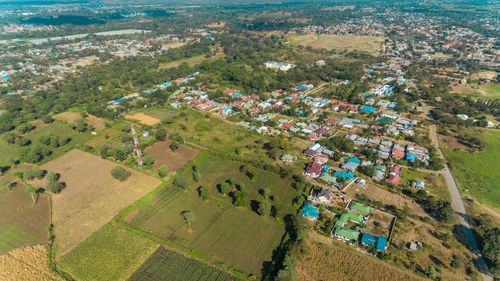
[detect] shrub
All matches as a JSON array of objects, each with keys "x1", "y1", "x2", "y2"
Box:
[
  {"x1": 219, "y1": 182, "x2": 230, "y2": 194},
  {"x1": 111, "y1": 166, "x2": 131, "y2": 181},
  {"x1": 158, "y1": 165, "x2": 169, "y2": 177},
  {"x1": 47, "y1": 181, "x2": 65, "y2": 193},
  {"x1": 23, "y1": 169, "x2": 45, "y2": 180},
  {"x1": 173, "y1": 177, "x2": 188, "y2": 190},
  {"x1": 198, "y1": 186, "x2": 209, "y2": 200},
  {"x1": 142, "y1": 154, "x2": 155, "y2": 166},
  {"x1": 155, "y1": 128, "x2": 167, "y2": 141},
  {"x1": 258, "y1": 200, "x2": 271, "y2": 216},
  {"x1": 46, "y1": 171, "x2": 59, "y2": 182}
]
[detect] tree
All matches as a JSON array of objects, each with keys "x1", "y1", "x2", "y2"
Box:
[
  {"x1": 235, "y1": 147, "x2": 242, "y2": 155},
  {"x1": 192, "y1": 172, "x2": 199, "y2": 182},
  {"x1": 277, "y1": 254, "x2": 298, "y2": 281},
  {"x1": 111, "y1": 166, "x2": 131, "y2": 181},
  {"x1": 425, "y1": 266, "x2": 436, "y2": 279},
  {"x1": 23, "y1": 169, "x2": 45, "y2": 180},
  {"x1": 155, "y1": 128, "x2": 167, "y2": 141},
  {"x1": 233, "y1": 191, "x2": 247, "y2": 207},
  {"x1": 220, "y1": 182, "x2": 231, "y2": 195},
  {"x1": 99, "y1": 145, "x2": 109, "y2": 159},
  {"x1": 173, "y1": 177, "x2": 188, "y2": 190},
  {"x1": 158, "y1": 165, "x2": 169, "y2": 177},
  {"x1": 142, "y1": 154, "x2": 155, "y2": 166},
  {"x1": 181, "y1": 211, "x2": 195, "y2": 230},
  {"x1": 198, "y1": 186, "x2": 209, "y2": 200},
  {"x1": 258, "y1": 200, "x2": 271, "y2": 216},
  {"x1": 42, "y1": 115, "x2": 54, "y2": 124},
  {"x1": 262, "y1": 187, "x2": 271, "y2": 198},
  {"x1": 436, "y1": 200, "x2": 454, "y2": 223},
  {"x1": 481, "y1": 227, "x2": 500, "y2": 274},
  {"x1": 279, "y1": 138, "x2": 289, "y2": 150},
  {"x1": 47, "y1": 181, "x2": 65, "y2": 193},
  {"x1": 246, "y1": 169, "x2": 255, "y2": 180},
  {"x1": 25, "y1": 186, "x2": 42, "y2": 204},
  {"x1": 46, "y1": 171, "x2": 59, "y2": 182},
  {"x1": 170, "y1": 141, "x2": 179, "y2": 151}
]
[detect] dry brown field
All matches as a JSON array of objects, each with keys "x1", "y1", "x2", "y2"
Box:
[
  {"x1": 145, "y1": 140, "x2": 199, "y2": 172},
  {"x1": 54, "y1": 112, "x2": 106, "y2": 131},
  {"x1": 0, "y1": 244, "x2": 64, "y2": 281},
  {"x1": 308, "y1": 35, "x2": 385, "y2": 55},
  {"x1": 346, "y1": 183, "x2": 427, "y2": 216},
  {"x1": 39, "y1": 150, "x2": 161, "y2": 258},
  {"x1": 297, "y1": 240, "x2": 425, "y2": 281},
  {"x1": 125, "y1": 112, "x2": 161, "y2": 126}
]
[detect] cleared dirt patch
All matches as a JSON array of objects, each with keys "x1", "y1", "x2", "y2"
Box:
[
  {"x1": 145, "y1": 140, "x2": 199, "y2": 172},
  {"x1": 40, "y1": 149, "x2": 161, "y2": 258},
  {"x1": 0, "y1": 244, "x2": 64, "y2": 281},
  {"x1": 364, "y1": 209, "x2": 394, "y2": 237},
  {"x1": 85, "y1": 115, "x2": 106, "y2": 131},
  {"x1": 125, "y1": 113, "x2": 161, "y2": 126},
  {"x1": 54, "y1": 111, "x2": 82, "y2": 123},
  {"x1": 0, "y1": 177, "x2": 50, "y2": 254}
]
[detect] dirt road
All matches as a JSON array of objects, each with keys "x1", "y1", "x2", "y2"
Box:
[{"x1": 425, "y1": 106, "x2": 492, "y2": 281}]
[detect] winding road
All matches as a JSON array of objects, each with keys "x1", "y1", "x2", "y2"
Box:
[{"x1": 425, "y1": 105, "x2": 492, "y2": 281}]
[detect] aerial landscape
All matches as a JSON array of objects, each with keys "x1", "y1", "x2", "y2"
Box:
[{"x1": 0, "y1": 0, "x2": 498, "y2": 280}]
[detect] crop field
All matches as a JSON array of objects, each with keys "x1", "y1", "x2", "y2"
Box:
[
  {"x1": 443, "y1": 129, "x2": 500, "y2": 209},
  {"x1": 0, "y1": 244, "x2": 64, "y2": 281},
  {"x1": 39, "y1": 149, "x2": 161, "y2": 258},
  {"x1": 125, "y1": 112, "x2": 161, "y2": 126},
  {"x1": 58, "y1": 224, "x2": 157, "y2": 281},
  {"x1": 308, "y1": 35, "x2": 385, "y2": 55},
  {"x1": 25, "y1": 121, "x2": 93, "y2": 163},
  {"x1": 0, "y1": 178, "x2": 50, "y2": 254},
  {"x1": 124, "y1": 153, "x2": 293, "y2": 275},
  {"x1": 127, "y1": 246, "x2": 240, "y2": 281},
  {"x1": 400, "y1": 169, "x2": 450, "y2": 201},
  {"x1": 145, "y1": 140, "x2": 199, "y2": 172},
  {"x1": 296, "y1": 241, "x2": 425, "y2": 281}
]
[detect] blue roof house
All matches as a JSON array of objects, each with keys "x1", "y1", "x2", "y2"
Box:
[
  {"x1": 361, "y1": 233, "x2": 388, "y2": 251},
  {"x1": 360, "y1": 106, "x2": 377, "y2": 113},
  {"x1": 302, "y1": 203, "x2": 319, "y2": 220}
]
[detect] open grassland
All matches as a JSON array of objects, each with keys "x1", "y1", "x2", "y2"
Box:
[
  {"x1": 480, "y1": 84, "x2": 500, "y2": 98},
  {"x1": 128, "y1": 246, "x2": 240, "y2": 281},
  {"x1": 25, "y1": 121, "x2": 93, "y2": 163},
  {"x1": 40, "y1": 149, "x2": 161, "y2": 258},
  {"x1": 58, "y1": 224, "x2": 157, "y2": 281},
  {"x1": 145, "y1": 140, "x2": 199, "y2": 172},
  {"x1": 53, "y1": 111, "x2": 107, "y2": 131},
  {"x1": 297, "y1": 240, "x2": 425, "y2": 281},
  {"x1": 0, "y1": 137, "x2": 18, "y2": 166},
  {"x1": 141, "y1": 108, "x2": 179, "y2": 121},
  {"x1": 0, "y1": 177, "x2": 50, "y2": 254},
  {"x1": 162, "y1": 109, "x2": 307, "y2": 166},
  {"x1": 443, "y1": 129, "x2": 500, "y2": 209},
  {"x1": 400, "y1": 168, "x2": 450, "y2": 201},
  {"x1": 159, "y1": 49, "x2": 224, "y2": 69},
  {"x1": 125, "y1": 153, "x2": 292, "y2": 275},
  {"x1": 59, "y1": 55, "x2": 99, "y2": 69},
  {"x1": 309, "y1": 35, "x2": 385, "y2": 55},
  {"x1": 84, "y1": 128, "x2": 122, "y2": 149},
  {"x1": 0, "y1": 244, "x2": 64, "y2": 281}
]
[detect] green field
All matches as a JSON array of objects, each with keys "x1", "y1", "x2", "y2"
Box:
[
  {"x1": 400, "y1": 168, "x2": 450, "y2": 201},
  {"x1": 0, "y1": 137, "x2": 18, "y2": 166},
  {"x1": 443, "y1": 129, "x2": 500, "y2": 209},
  {"x1": 128, "y1": 247, "x2": 240, "y2": 281},
  {"x1": 58, "y1": 224, "x2": 158, "y2": 281},
  {"x1": 0, "y1": 178, "x2": 50, "y2": 254},
  {"x1": 124, "y1": 153, "x2": 292, "y2": 275},
  {"x1": 480, "y1": 84, "x2": 500, "y2": 98}
]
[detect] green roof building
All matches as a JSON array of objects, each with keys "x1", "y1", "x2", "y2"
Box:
[
  {"x1": 319, "y1": 173, "x2": 337, "y2": 184},
  {"x1": 335, "y1": 227, "x2": 360, "y2": 242},
  {"x1": 280, "y1": 154, "x2": 296, "y2": 162},
  {"x1": 350, "y1": 202, "x2": 371, "y2": 214}
]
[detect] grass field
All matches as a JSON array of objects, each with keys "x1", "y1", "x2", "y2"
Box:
[
  {"x1": 480, "y1": 84, "x2": 500, "y2": 98},
  {"x1": 0, "y1": 244, "x2": 64, "y2": 281},
  {"x1": 54, "y1": 111, "x2": 107, "y2": 131},
  {"x1": 297, "y1": 240, "x2": 425, "y2": 281},
  {"x1": 124, "y1": 153, "x2": 293, "y2": 275},
  {"x1": 58, "y1": 224, "x2": 157, "y2": 281},
  {"x1": 400, "y1": 168, "x2": 450, "y2": 201},
  {"x1": 285, "y1": 33, "x2": 385, "y2": 56},
  {"x1": 159, "y1": 50, "x2": 224, "y2": 69},
  {"x1": 0, "y1": 177, "x2": 50, "y2": 254},
  {"x1": 443, "y1": 129, "x2": 500, "y2": 209},
  {"x1": 40, "y1": 149, "x2": 161, "y2": 258},
  {"x1": 84, "y1": 128, "x2": 123, "y2": 149},
  {"x1": 145, "y1": 140, "x2": 199, "y2": 172},
  {"x1": 0, "y1": 137, "x2": 18, "y2": 166},
  {"x1": 128, "y1": 246, "x2": 240, "y2": 281},
  {"x1": 25, "y1": 121, "x2": 93, "y2": 163}
]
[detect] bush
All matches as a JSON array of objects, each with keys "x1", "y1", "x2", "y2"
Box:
[
  {"x1": 23, "y1": 169, "x2": 45, "y2": 180},
  {"x1": 258, "y1": 200, "x2": 271, "y2": 216},
  {"x1": 47, "y1": 181, "x2": 65, "y2": 193},
  {"x1": 142, "y1": 154, "x2": 155, "y2": 166},
  {"x1": 173, "y1": 177, "x2": 188, "y2": 190},
  {"x1": 158, "y1": 165, "x2": 169, "y2": 177},
  {"x1": 169, "y1": 141, "x2": 179, "y2": 152},
  {"x1": 219, "y1": 182, "x2": 230, "y2": 194},
  {"x1": 111, "y1": 166, "x2": 131, "y2": 181},
  {"x1": 155, "y1": 128, "x2": 167, "y2": 141},
  {"x1": 46, "y1": 171, "x2": 59, "y2": 182},
  {"x1": 198, "y1": 186, "x2": 209, "y2": 200}
]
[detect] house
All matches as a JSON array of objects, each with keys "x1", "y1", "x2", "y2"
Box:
[
  {"x1": 386, "y1": 175, "x2": 400, "y2": 186},
  {"x1": 314, "y1": 155, "x2": 328, "y2": 165},
  {"x1": 412, "y1": 181, "x2": 425, "y2": 189},
  {"x1": 334, "y1": 228, "x2": 360, "y2": 243},
  {"x1": 304, "y1": 162, "x2": 322, "y2": 178},
  {"x1": 391, "y1": 148, "x2": 405, "y2": 159},
  {"x1": 350, "y1": 202, "x2": 371, "y2": 214},
  {"x1": 280, "y1": 154, "x2": 296, "y2": 162},
  {"x1": 361, "y1": 233, "x2": 388, "y2": 252},
  {"x1": 310, "y1": 188, "x2": 334, "y2": 205},
  {"x1": 334, "y1": 171, "x2": 355, "y2": 181},
  {"x1": 321, "y1": 148, "x2": 334, "y2": 158},
  {"x1": 318, "y1": 173, "x2": 337, "y2": 185},
  {"x1": 302, "y1": 203, "x2": 319, "y2": 220},
  {"x1": 304, "y1": 149, "x2": 319, "y2": 158},
  {"x1": 389, "y1": 165, "x2": 400, "y2": 177}
]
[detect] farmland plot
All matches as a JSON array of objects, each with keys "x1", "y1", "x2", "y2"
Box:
[
  {"x1": 128, "y1": 246, "x2": 240, "y2": 281},
  {"x1": 145, "y1": 140, "x2": 199, "y2": 172},
  {"x1": 40, "y1": 149, "x2": 161, "y2": 258}
]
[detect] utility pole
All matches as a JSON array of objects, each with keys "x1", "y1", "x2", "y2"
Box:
[{"x1": 131, "y1": 125, "x2": 143, "y2": 165}]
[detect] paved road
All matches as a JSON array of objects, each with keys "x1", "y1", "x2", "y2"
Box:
[{"x1": 428, "y1": 121, "x2": 492, "y2": 281}]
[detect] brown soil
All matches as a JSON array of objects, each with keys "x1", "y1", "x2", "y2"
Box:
[
  {"x1": 145, "y1": 140, "x2": 199, "y2": 172},
  {"x1": 125, "y1": 113, "x2": 161, "y2": 126}
]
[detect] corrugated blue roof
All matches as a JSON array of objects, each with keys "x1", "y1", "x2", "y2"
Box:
[
  {"x1": 377, "y1": 236, "x2": 387, "y2": 251},
  {"x1": 361, "y1": 106, "x2": 377, "y2": 113},
  {"x1": 302, "y1": 203, "x2": 319, "y2": 218}
]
